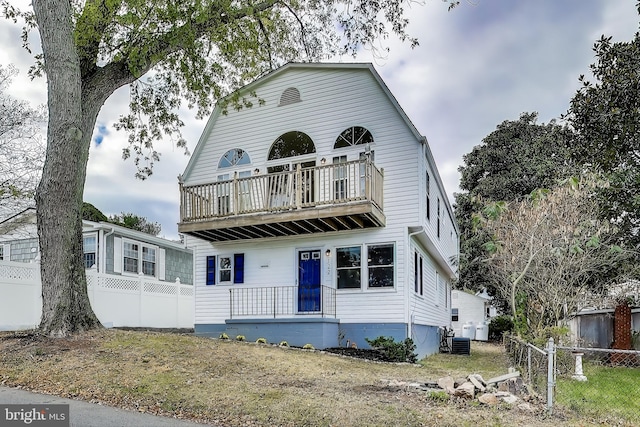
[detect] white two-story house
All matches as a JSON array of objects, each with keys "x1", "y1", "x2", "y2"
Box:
[{"x1": 179, "y1": 62, "x2": 458, "y2": 357}]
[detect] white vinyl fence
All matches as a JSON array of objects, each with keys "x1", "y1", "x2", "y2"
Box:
[{"x1": 0, "y1": 260, "x2": 194, "y2": 330}]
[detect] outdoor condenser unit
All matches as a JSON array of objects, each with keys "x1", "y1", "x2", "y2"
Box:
[{"x1": 451, "y1": 337, "x2": 471, "y2": 355}]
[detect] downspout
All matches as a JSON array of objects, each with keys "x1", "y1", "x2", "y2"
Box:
[
  {"x1": 101, "y1": 224, "x2": 116, "y2": 274},
  {"x1": 407, "y1": 227, "x2": 425, "y2": 342}
]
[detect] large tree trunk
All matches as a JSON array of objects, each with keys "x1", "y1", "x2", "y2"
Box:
[{"x1": 34, "y1": 0, "x2": 101, "y2": 336}]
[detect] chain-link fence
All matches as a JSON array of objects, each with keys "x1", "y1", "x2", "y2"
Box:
[
  {"x1": 504, "y1": 336, "x2": 549, "y2": 398},
  {"x1": 505, "y1": 336, "x2": 640, "y2": 424},
  {"x1": 555, "y1": 346, "x2": 640, "y2": 423}
]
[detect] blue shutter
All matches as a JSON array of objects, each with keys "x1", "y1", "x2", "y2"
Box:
[
  {"x1": 233, "y1": 253, "x2": 244, "y2": 284},
  {"x1": 206, "y1": 256, "x2": 216, "y2": 286}
]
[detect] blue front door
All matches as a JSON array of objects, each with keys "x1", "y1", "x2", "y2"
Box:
[{"x1": 298, "y1": 250, "x2": 321, "y2": 312}]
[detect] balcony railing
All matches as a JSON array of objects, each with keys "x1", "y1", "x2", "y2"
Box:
[
  {"x1": 180, "y1": 158, "x2": 383, "y2": 223},
  {"x1": 229, "y1": 285, "x2": 337, "y2": 319}
]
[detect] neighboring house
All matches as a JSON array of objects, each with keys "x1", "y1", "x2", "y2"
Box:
[
  {"x1": 0, "y1": 208, "x2": 193, "y2": 285},
  {"x1": 0, "y1": 208, "x2": 39, "y2": 263},
  {"x1": 178, "y1": 62, "x2": 459, "y2": 357},
  {"x1": 450, "y1": 289, "x2": 496, "y2": 339}
]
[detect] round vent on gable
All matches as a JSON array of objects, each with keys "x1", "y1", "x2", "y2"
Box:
[{"x1": 279, "y1": 87, "x2": 301, "y2": 106}]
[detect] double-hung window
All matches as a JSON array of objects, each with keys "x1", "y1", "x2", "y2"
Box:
[
  {"x1": 123, "y1": 241, "x2": 140, "y2": 273},
  {"x1": 414, "y1": 251, "x2": 423, "y2": 295},
  {"x1": 337, "y1": 246, "x2": 361, "y2": 289},
  {"x1": 0, "y1": 245, "x2": 4, "y2": 261},
  {"x1": 368, "y1": 244, "x2": 394, "y2": 288},
  {"x1": 437, "y1": 197, "x2": 441, "y2": 238},
  {"x1": 83, "y1": 234, "x2": 97, "y2": 269},
  {"x1": 205, "y1": 254, "x2": 245, "y2": 285},
  {"x1": 219, "y1": 255, "x2": 232, "y2": 283},
  {"x1": 426, "y1": 171, "x2": 431, "y2": 220},
  {"x1": 142, "y1": 246, "x2": 156, "y2": 276},
  {"x1": 122, "y1": 240, "x2": 157, "y2": 277},
  {"x1": 336, "y1": 243, "x2": 394, "y2": 290}
]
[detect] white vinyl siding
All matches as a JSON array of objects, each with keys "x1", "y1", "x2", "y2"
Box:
[
  {"x1": 423, "y1": 145, "x2": 458, "y2": 275},
  {"x1": 408, "y1": 241, "x2": 451, "y2": 328},
  {"x1": 188, "y1": 230, "x2": 407, "y2": 325},
  {"x1": 184, "y1": 65, "x2": 455, "y2": 330}
]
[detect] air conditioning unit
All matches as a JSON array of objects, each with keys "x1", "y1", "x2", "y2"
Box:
[{"x1": 451, "y1": 337, "x2": 471, "y2": 355}]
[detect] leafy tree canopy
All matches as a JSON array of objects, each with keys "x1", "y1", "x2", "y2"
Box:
[
  {"x1": 4, "y1": 0, "x2": 458, "y2": 179},
  {"x1": 0, "y1": 63, "x2": 45, "y2": 207},
  {"x1": 477, "y1": 176, "x2": 635, "y2": 339},
  {"x1": 454, "y1": 112, "x2": 576, "y2": 304},
  {"x1": 81, "y1": 202, "x2": 161, "y2": 236},
  {"x1": 3, "y1": 0, "x2": 461, "y2": 336},
  {"x1": 108, "y1": 212, "x2": 161, "y2": 236},
  {"x1": 566, "y1": 13, "x2": 640, "y2": 247},
  {"x1": 81, "y1": 202, "x2": 108, "y2": 222}
]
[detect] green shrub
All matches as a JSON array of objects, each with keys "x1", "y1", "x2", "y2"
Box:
[
  {"x1": 235, "y1": 335, "x2": 246, "y2": 341},
  {"x1": 365, "y1": 336, "x2": 417, "y2": 363},
  {"x1": 488, "y1": 315, "x2": 514, "y2": 341},
  {"x1": 303, "y1": 343, "x2": 315, "y2": 350},
  {"x1": 279, "y1": 341, "x2": 289, "y2": 347},
  {"x1": 256, "y1": 337, "x2": 267, "y2": 344},
  {"x1": 219, "y1": 333, "x2": 229, "y2": 340}
]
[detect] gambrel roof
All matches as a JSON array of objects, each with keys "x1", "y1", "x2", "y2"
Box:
[{"x1": 181, "y1": 62, "x2": 458, "y2": 234}]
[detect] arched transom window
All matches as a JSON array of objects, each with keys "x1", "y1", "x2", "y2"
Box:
[
  {"x1": 334, "y1": 126, "x2": 374, "y2": 149},
  {"x1": 218, "y1": 148, "x2": 251, "y2": 169},
  {"x1": 268, "y1": 131, "x2": 316, "y2": 161}
]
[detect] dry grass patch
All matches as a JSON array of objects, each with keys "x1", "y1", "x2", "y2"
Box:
[{"x1": 0, "y1": 330, "x2": 594, "y2": 426}]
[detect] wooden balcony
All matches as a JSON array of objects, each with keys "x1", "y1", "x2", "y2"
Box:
[{"x1": 178, "y1": 158, "x2": 385, "y2": 241}]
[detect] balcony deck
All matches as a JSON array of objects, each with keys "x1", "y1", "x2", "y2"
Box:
[{"x1": 178, "y1": 159, "x2": 385, "y2": 241}]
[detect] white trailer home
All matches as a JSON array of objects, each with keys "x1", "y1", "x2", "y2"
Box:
[{"x1": 179, "y1": 63, "x2": 459, "y2": 357}]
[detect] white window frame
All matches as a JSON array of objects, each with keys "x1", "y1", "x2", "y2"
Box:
[
  {"x1": 83, "y1": 232, "x2": 98, "y2": 269},
  {"x1": 121, "y1": 238, "x2": 159, "y2": 279},
  {"x1": 336, "y1": 245, "x2": 362, "y2": 290},
  {"x1": 414, "y1": 251, "x2": 423, "y2": 296},
  {"x1": 332, "y1": 155, "x2": 348, "y2": 200},
  {"x1": 335, "y1": 243, "x2": 395, "y2": 291},
  {"x1": 218, "y1": 254, "x2": 234, "y2": 284}
]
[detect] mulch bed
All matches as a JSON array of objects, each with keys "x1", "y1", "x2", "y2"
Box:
[{"x1": 323, "y1": 347, "x2": 396, "y2": 362}]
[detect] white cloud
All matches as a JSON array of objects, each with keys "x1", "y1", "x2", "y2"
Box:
[{"x1": 1, "y1": 1, "x2": 638, "y2": 236}]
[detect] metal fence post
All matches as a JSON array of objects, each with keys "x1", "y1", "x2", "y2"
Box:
[
  {"x1": 527, "y1": 345, "x2": 532, "y2": 384},
  {"x1": 547, "y1": 337, "x2": 555, "y2": 414}
]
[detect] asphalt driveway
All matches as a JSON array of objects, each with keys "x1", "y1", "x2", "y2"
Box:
[{"x1": 0, "y1": 386, "x2": 212, "y2": 427}]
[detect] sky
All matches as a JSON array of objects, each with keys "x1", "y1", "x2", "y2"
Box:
[{"x1": 0, "y1": 1, "x2": 638, "y2": 240}]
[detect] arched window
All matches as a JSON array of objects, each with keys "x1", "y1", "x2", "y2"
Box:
[
  {"x1": 268, "y1": 131, "x2": 316, "y2": 160},
  {"x1": 334, "y1": 126, "x2": 374, "y2": 149},
  {"x1": 279, "y1": 87, "x2": 301, "y2": 106},
  {"x1": 218, "y1": 148, "x2": 251, "y2": 169}
]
